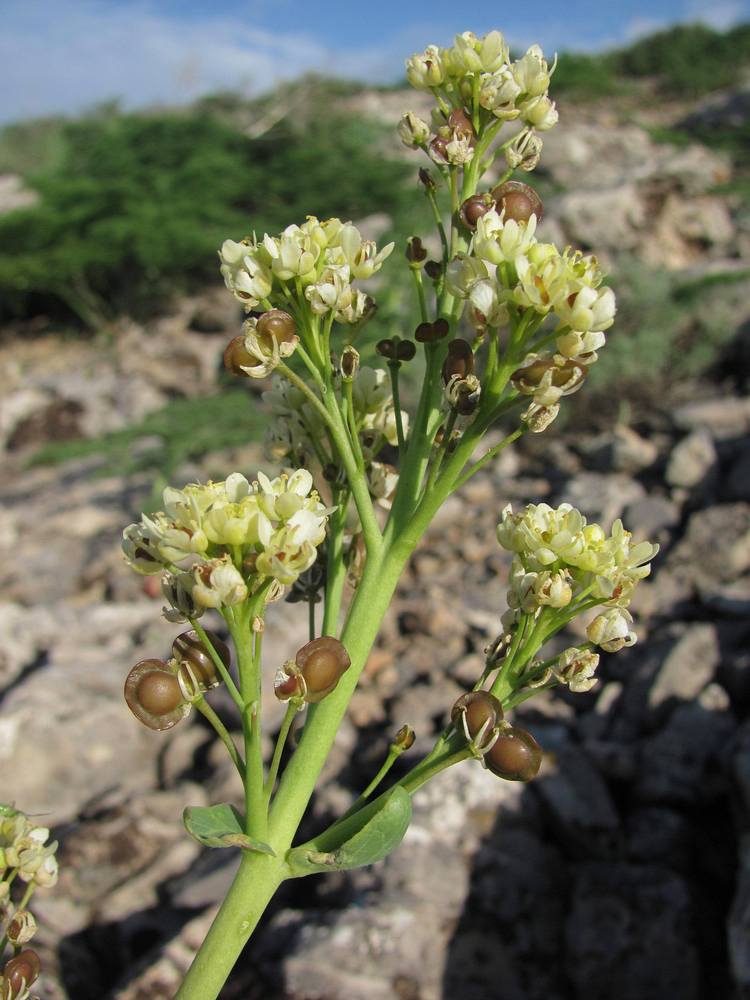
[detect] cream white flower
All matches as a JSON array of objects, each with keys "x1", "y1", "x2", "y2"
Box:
[
  {"x1": 239, "y1": 314, "x2": 299, "y2": 378},
  {"x1": 512, "y1": 44, "x2": 555, "y2": 98},
  {"x1": 555, "y1": 647, "x2": 600, "y2": 692},
  {"x1": 445, "y1": 253, "x2": 489, "y2": 299},
  {"x1": 406, "y1": 45, "x2": 445, "y2": 88},
  {"x1": 305, "y1": 264, "x2": 354, "y2": 315},
  {"x1": 398, "y1": 111, "x2": 431, "y2": 147},
  {"x1": 446, "y1": 30, "x2": 509, "y2": 74},
  {"x1": 339, "y1": 224, "x2": 395, "y2": 280},
  {"x1": 586, "y1": 608, "x2": 637, "y2": 652},
  {"x1": 521, "y1": 401, "x2": 560, "y2": 432},
  {"x1": 474, "y1": 208, "x2": 538, "y2": 266},
  {"x1": 478, "y1": 67, "x2": 521, "y2": 118},
  {"x1": 264, "y1": 226, "x2": 320, "y2": 281},
  {"x1": 534, "y1": 569, "x2": 573, "y2": 608},
  {"x1": 468, "y1": 278, "x2": 508, "y2": 328},
  {"x1": 555, "y1": 330, "x2": 607, "y2": 360},
  {"x1": 555, "y1": 285, "x2": 616, "y2": 334},
  {"x1": 218, "y1": 239, "x2": 273, "y2": 309},
  {"x1": 521, "y1": 94, "x2": 559, "y2": 131},
  {"x1": 505, "y1": 129, "x2": 543, "y2": 171},
  {"x1": 192, "y1": 557, "x2": 248, "y2": 608}
]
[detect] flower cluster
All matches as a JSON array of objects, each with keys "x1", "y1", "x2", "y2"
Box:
[
  {"x1": 496, "y1": 503, "x2": 657, "y2": 690},
  {"x1": 262, "y1": 367, "x2": 408, "y2": 507},
  {"x1": 401, "y1": 32, "x2": 557, "y2": 168},
  {"x1": 0, "y1": 807, "x2": 58, "y2": 890},
  {"x1": 219, "y1": 217, "x2": 393, "y2": 322},
  {"x1": 122, "y1": 470, "x2": 331, "y2": 605}
]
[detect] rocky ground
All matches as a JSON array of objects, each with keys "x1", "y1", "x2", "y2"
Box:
[{"x1": 1, "y1": 88, "x2": 750, "y2": 999}]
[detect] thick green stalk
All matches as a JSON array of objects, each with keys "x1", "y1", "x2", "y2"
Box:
[{"x1": 174, "y1": 852, "x2": 284, "y2": 1000}]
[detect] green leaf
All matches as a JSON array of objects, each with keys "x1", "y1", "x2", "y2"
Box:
[
  {"x1": 286, "y1": 786, "x2": 412, "y2": 876},
  {"x1": 183, "y1": 804, "x2": 275, "y2": 855}
]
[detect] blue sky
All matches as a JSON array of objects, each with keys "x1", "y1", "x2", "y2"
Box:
[{"x1": 2, "y1": 0, "x2": 748, "y2": 124}]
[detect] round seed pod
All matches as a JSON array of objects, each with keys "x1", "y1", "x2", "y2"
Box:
[
  {"x1": 124, "y1": 659, "x2": 190, "y2": 731},
  {"x1": 491, "y1": 180, "x2": 543, "y2": 224},
  {"x1": 172, "y1": 629, "x2": 230, "y2": 689},
  {"x1": 459, "y1": 193, "x2": 494, "y2": 230},
  {"x1": 485, "y1": 726, "x2": 542, "y2": 781},
  {"x1": 415, "y1": 318, "x2": 449, "y2": 343},
  {"x1": 295, "y1": 636, "x2": 351, "y2": 704},
  {"x1": 223, "y1": 335, "x2": 257, "y2": 377},
  {"x1": 447, "y1": 108, "x2": 475, "y2": 140},
  {"x1": 376, "y1": 338, "x2": 396, "y2": 359},
  {"x1": 452, "y1": 691, "x2": 504, "y2": 740},
  {"x1": 256, "y1": 309, "x2": 297, "y2": 347},
  {"x1": 429, "y1": 135, "x2": 450, "y2": 164},
  {"x1": 396, "y1": 340, "x2": 416, "y2": 362},
  {"x1": 424, "y1": 260, "x2": 443, "y2": 281},
  {"x1": 405, "y1": 236, "x2": 427, "y2": 263},
  {"x1": 3, "y1": 949, "x2": 41, "y2": 996}
]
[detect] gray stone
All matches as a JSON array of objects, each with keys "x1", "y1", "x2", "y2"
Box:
[
  {"x1": 557, "y1": 473, "x2": 645, "y2": 529},
  {"x1": 533, "y1": 745, "x2": 621, "y2": 858},
  {"x1": 565, "y1": 863, "x2": 699, "y2": 1000},
  {"x1": 666, "y1": 429, "x2": 718, "y2": 488},
  {"x1": 665, "y1": 503, "x2": 750, "y2": 597},
  {"x1": 647, "y1": 623, "x2": 720, "y2": 714},
  {"x1": 673, "y1": 396, "x2": 750, "y2": 439},
  {"x1": 699, "y1": 578, "x2": 750, "y2": 618},
  {"x1": 623, "y1": 495, "x2": 681, "y2": 543}
]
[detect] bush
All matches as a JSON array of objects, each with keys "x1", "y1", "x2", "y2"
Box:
[{"x1": 0, "y1": 108, "x2": 410, "y2": 327}]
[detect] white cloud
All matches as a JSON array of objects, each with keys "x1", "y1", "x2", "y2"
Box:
[
  {"x1": 685, "y1": 0, "x2": 748, "y2": 30},
  {"x1": 0, "y1": 0, "x2": 384, "y2": 123}
]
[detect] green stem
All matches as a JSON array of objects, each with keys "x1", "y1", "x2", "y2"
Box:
[
  {"x1": 194, "y1": 696, "x2": 245, "y2": 780},
  {"x1": 189, "y1": 618, "x2": 243, "y2": 712},
  {"x1": 411, "y1": 267, "x2": 429, "y2": 323},
  {"x1": 387, "y1": 361, "x2": 407, "y2": 456},
  {"x1": 228, "y1": 606, "x2": 267, "y2": 841},
  {"x1": 264, "y1": 702, "x2": 299, "y2": 803},
  {"x1": 425, "y1": 186, "x2": 449, "y2": 262},
  {"x1": 322, "y1": 499, "x2": 347, "y2": 636},
  {"x1": 174, "y1": 852, "x2": 284, "y2": 1000}
]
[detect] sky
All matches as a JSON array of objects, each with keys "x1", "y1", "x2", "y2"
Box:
[{"x1": 1, "y1": 0, "x2": 748, "y2": 124}]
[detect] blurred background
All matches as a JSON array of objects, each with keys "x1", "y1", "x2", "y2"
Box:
[{"x1": 1, "y1": 1, "x2": 750, "y2": 997}]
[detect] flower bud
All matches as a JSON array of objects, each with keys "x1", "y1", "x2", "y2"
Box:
[
  {"x1": 172, "y1": 629, "x2": 230, "y2": 689},
  {"x1": 124, "y1": 659, "x2": 190, "y2": 731},
  {"x1": 393, "y1": 724, "x2": 416, "y2": 751},
  {"x1": 7, "y1": 910, "x2": 36, "y2": 946},
  {"x1": 485, "y1": 726, "x2": 542, "y2": 781},
  {"x1": 295, "y1": 636, "x2": 351, "y2": 703},
  {"x1": 491, "y1": 180, "x2": 543, "y2": 223},
  {"x1": 223, "y1": 335, "x2": 257, "y2": 377},
  {"x1": 452, "y1": 691, "x2": 504, "y2": 746},
  {"x1": 555, "y1": 647, "x2": 600, "y2": 693},
  {"x1": 442, "y1": 339, "x2": 474, "y2": 383},
  {"x1": 418, "y1": 167, "x2": 436, "y2": 192},
  {"x1": 2, "y1": 950, "x2": 41, "y2": 997},
  {"x1": 415, "y1": 318, "x2": 449, "y2": 343},
  {"x1": 522, "y1": 401, "x2": 559, "y2": 433},
  {"x1": 341, "y1": 345, "x2": 360, "y2": 381},
  {"x1": 405, "y1": 236, "x2": 427, "y2": 265},
  {"x1": 586, "y1": 608, "x2": 636, "y2": 653},
  {"x1": 398, "y1": 111, "x2": 430, "y2": 148},
  {"x1": 459, "y1": 193, "x2": 494, "y2": 230}
]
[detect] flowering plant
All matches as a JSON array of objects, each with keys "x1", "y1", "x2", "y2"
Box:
[{"x1": 119, "y1": 29, "x2": 657, "y2": 999}]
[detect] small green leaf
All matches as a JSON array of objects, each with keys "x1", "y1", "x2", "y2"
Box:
[
  {"x1": 286, "y1": 786, "x2": 412, "y2": 876},
  {"x1": 183, "y1": 804, "x2": 275, "y2": 855}
]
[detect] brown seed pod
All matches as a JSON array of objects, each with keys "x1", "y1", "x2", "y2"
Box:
[
  {"x1": 405, "y1": 236, "x2": 427, "y2": 263},
  {"x1": 172, "y1": 629, "x2": 230, "y2": 689},
  {"x1": 415, "y1": 318, "x2": 449, "y2": 343},
  {"x1": 452, "y1": 691, "x2": 504, "y2": 741},
  {"x1": 394, "y1": 724, "x2": 416, "y2": 751},
  {"x1": 124, "y1": 659, "x2": 189, "y2": 731},
  {"x1": 376, "y1": 338, "x2": 396, "y2": 359},
  {"x1": 295, "y1": 636, "x2": 351, "y2": 703},
  {"x1": 256, "y1": 309, "x2": 297, "y2": 347},
  {"x1": 491, "y1": 180, "x2": 543, "y2": 224},
  {"x1": 447, "y1": 108, "x2": 476, "y2": 140},
  {"x1": 442, "y1": 339, "x2": 474, "y2": 383},
  {"x1": 3, "y1": 949, "x2": 41, "y2": 996},
  {"x1": 459, "y1": 193, "x2": 494, "y2": 230},
  {"x1": 485, "y1": 726, "x2": 542, "y2": 781},
  {"x1": 223, "y1": 335, "x2": 257, "y2": 377},
  {"x1": 424, "y1": 260, "x2": 443, "y2": 281},
  {"x1": 418, "y1": 167, "x2": 436, "y2": 191},
  {"x1": 396, "y1": 340, "x2": 416, "y2": 362},
  {"x1": 428, "y1": 135, "x2": 450, "y2": 164}
]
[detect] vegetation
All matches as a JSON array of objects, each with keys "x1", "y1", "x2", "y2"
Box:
[{"x1": 0, "y1": 105, "x2": 412, "y2": 327}]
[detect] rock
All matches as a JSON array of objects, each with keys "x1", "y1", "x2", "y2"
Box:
[
  {"x1": 644, "y1": 193, "x2": 734, "y2": 269},
  {"x1": 533, "y1": 745, "x2": 621, "y2": 859},
  {"x1": 623, "y1": 495, "x2": 681, "y2": 543},
  {"x1": 729, "y1": 836, "x2": 750, "y2": 992},
  {"x1": 555, "y1": 185, "x2": 644, "y2": 253},
  {"x1": 726, "y1": 440, "x2": 750, "y2": 501},
  {"x1": 666, "y1": 430, "x2": 718, "y2": 489},
  {"x1": 610, "y1": 425, "x2": 660, "y2": 473},
  {"x1": 626, "y1": 806, "x2": 693, "y2": 868},
  {"x1": 647, "y1": 623, "x2": 720, "y2": 715},
  {"x1": 565, "y1": 863, "x2": 699, "y2": 1000},
  {"x1": 665, "y1": 503, "x2": 750, "y2": 598},
  {"x1": 557, "y1": 473, "x2": 645, "y2": 528},
  {"x1": 673, "y1": 396, "x2": 750, "y2": 440},
  {"x1": 698, "y1": 578, "x2": 750, "y2": 618},
  {"x1": 635, "y1": 701, "x2": 736, "y2": 805}
]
